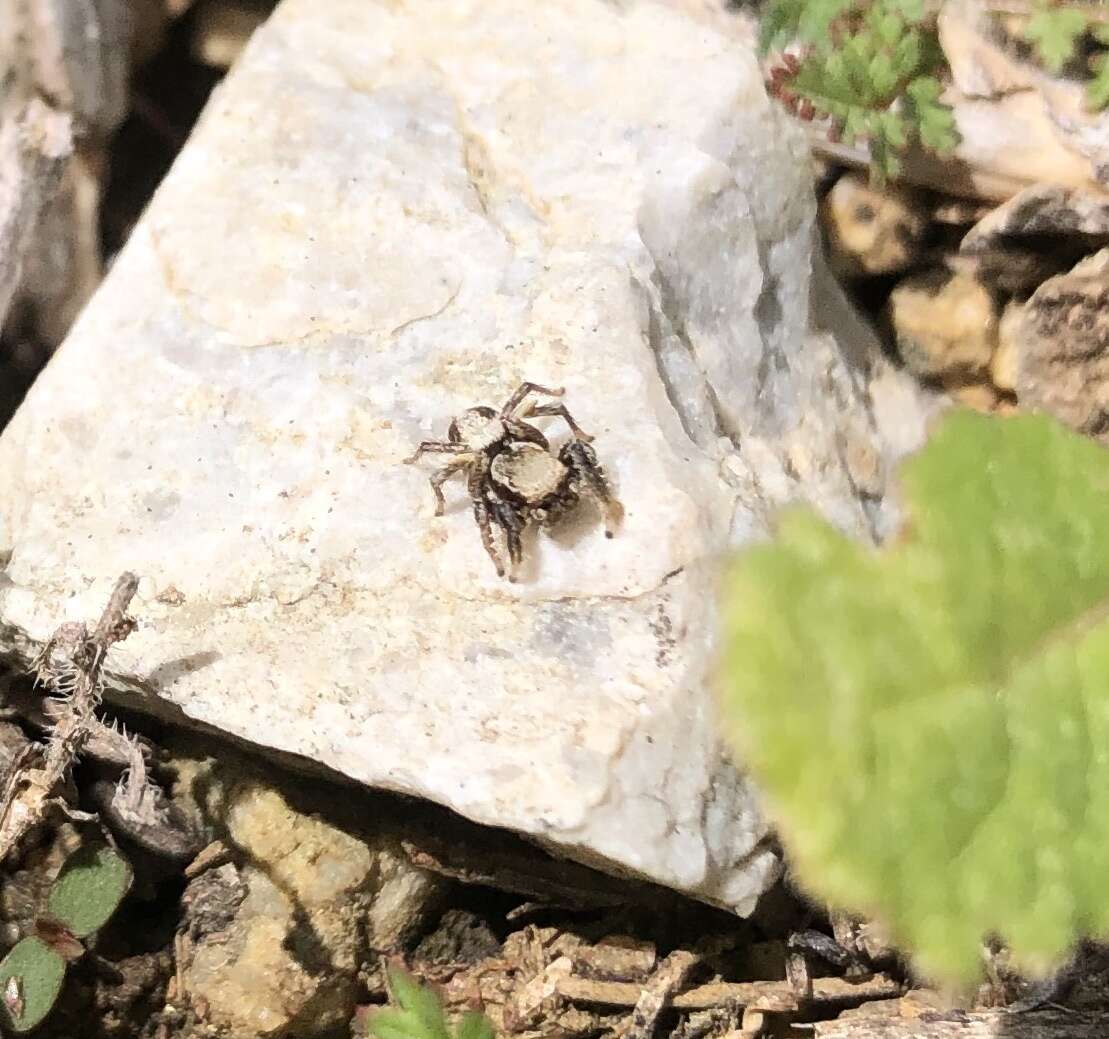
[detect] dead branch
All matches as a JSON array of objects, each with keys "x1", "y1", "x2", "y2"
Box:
[
  {"x1": 618, "y1": 951, "x2": 699, "y2": 1039},
  {"x1": 0, "y1": 573, "x2": 138, "y2": 862},
  {"x1": 556, "y1": 973, "x2": 903, "y2": 1014}
]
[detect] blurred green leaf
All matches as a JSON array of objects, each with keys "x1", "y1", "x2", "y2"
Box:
[
  {"x1": 719, "y1": 411, "x2": 1109, "y2": 982},
  {"x1": 1024, "y1": 5, "x2": 1087, "y2": 72},
  {"x1": 366, "y1": 969, "x2": 496, "y2": 1039},
  {"x1": 455, "y1": 1012, "x2": 496, "y2": 1039}
]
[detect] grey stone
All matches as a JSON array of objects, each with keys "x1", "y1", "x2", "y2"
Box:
[{"x1": 0, "y1": 0, "x2": 932, "y2": 913}]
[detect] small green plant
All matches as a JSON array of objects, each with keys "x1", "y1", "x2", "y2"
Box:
[
  {"x1": 366, "y1": 967, "x2": 494, "y2": 1039},
  {"x1": 761, "y1": 0, "x2": 1109, "y2": 179},
  {"x1": 1023, "y1": 1, "x2": 1109, "y2": 109},
  {"x1": 718, "y1": 411, "x2": 1109, "y2": 984},
  {"x1": 0, "y1": 843, "x2": 132, "y2": 1032},
  {"x1": 762, "y1": 0, "x2": 957, "y2": 179}
]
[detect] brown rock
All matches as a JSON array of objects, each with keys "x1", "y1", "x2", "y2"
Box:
[
  {"x1": 888, "y1": 270, "x2": 998, "y2": 382},
  {"x1": 962, "y1": 183, "x2": 1109, "y2": 254},
  {"x1": 167, "y1": 739, "x2": 446, "y2": 1038},
  {"x1": 191, "y1": 0, "x2": 268, "y2": 68},
  {"x1": 948, "y1": 381, "x2": 999, "y2": 413},
  {"x1": 821, "y1": 172, "x2": 928, "y2": 278},
  {"x1": 991, "y1": 302, "x2": 1022, "y2": 394},
  {"x1": 1014, "y1": 248, "x2": 1109, "y2": 439}
]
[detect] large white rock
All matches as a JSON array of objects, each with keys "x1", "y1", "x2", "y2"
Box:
[{"x1": 0, "y1": 0, "x2": 926, "y2": 911}]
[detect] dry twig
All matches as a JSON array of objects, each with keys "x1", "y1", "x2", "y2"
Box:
[{"x1": 0, "y1": 573, "x2": 138, "y2": 862}]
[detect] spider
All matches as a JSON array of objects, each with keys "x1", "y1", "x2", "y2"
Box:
[{"x1": 405, "y1": 382, "x2": 623, "y2": 580}]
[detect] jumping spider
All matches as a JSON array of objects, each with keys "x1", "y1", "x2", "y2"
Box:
[{"x1": 405, "y1": 382, "x2": 623, "y2": 580}]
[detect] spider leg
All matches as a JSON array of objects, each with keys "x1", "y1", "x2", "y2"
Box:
[
  {"x1": 560, "y1": 440, "x2": 623, "y2": 537},
  {"x1": 466, "y1": 459, "x2": 508, "y2": 578},
  {"x1": 490, "y1": 499, "x2": 526, "y2": 579},
  {"x1": 404, "y1": 441, "x2": 470, "y2": 464},
  {"x1": 502, "y1": 418, "x2": 549, "y2": 450},
  {"x1": 523, "y1": 402, "x2": 594, "y2": 442},
  {"x1": 427, "y1": 456, "x2": 473, "y2": 516},
  {"x1": 471, "y1": 498, "x2": 506, "y2": 578},
  {"x1": 501, "y1": 381, "x2": 564, "y2": 419}
]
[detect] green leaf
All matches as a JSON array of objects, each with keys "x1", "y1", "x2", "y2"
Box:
[
  {"x1": 797, "y1": 0, "x2": 858, "y2": 43},
  {"x1": 47, "y1": 844, "x2": 132, "y2": 938},
  {"x1": 759, "y1": 0, "x2": 855, "y2": 52},
  {"x1": 455, "y1": 1012, "x2": 495, "y2": 1039},
  {"x1": 366, "y1": 971, "x2": 496, "y2": 1039},
  {"x1": 365, "y1": 970, "x2": 451, "y2": 1039},
  {"x1": 905, "y1": 76, "x2": 959, "y2": 153},
  {"x1": 368, "y1": 1011, "x2": 427, "y2": 1039},
  {"x1": 1024, "y1": 6, "x2": 1087, "y2": 73},
  {"x1": 1088, "y1": 54, "x2": 1109, "y2": 109},
  {"x1": 0, "y1": 938, "x2": 66, "y2": 1033},
  {"x1": 718, "y1": 411, "x2": 1109, "y2": 983},
  {"x1": 881, "y1": 0, "x2": 926, "y2": 23}
]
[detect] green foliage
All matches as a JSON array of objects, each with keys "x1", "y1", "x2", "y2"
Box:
[
  {"x1": 0, "y1": 843, "x2": 131, "y2": 1033},
  {"x1": 718, "y1": 411, "x2": 1109, "y2": 984},
  {"x1": 759, "y1": 0, "x2": 856, "y2": 54},
  {"x1": 761, "y1": 0, "x2": 956, "y2": 179},
  {"x1": 0, "y1": 938, "x2": 66, "y2": 1033},
  {"x1": 366, "y1": 968, "x2": 495, "y2": 1039},
  {"x1": 47, "y1": 843, "x2": 132, "y2": 939},
  {"x1": 762, "y1": 0, "x2": 1109, "y2": 180},
  {"x1": 1023, "y1": 4, "x2": 1087, "y2": 72}
]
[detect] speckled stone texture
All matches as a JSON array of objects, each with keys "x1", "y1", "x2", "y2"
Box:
[{"x1": 0, "y1": 0, "x2": 929, "y2": 911}]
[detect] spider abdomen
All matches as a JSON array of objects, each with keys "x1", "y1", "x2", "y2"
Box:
[{"x1": 489, "y1": 443, "x2": 570, "y2": 505}]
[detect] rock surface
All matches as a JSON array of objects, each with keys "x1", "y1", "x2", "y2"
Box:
[
  {"x1": 171, "y1": 738, "x2": 444, "y2": 1037},
  {"x1": 0, "y1": 0, "x2": 930, "y2": 910},
  {"x1": 1012, "y1": 248, "x2": 1109, "y2": 440},
  {"x1": 888, "y1": 270, "x2": 998, "y2": 383},
  {"x1": 962, "y1": 183, "x2": 1109, "y2": 254},
  {"x1": 821, "y1": 172, "x2": 928, "y2": 278}
]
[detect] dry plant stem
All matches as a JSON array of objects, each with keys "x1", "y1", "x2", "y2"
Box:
[
  {"x1": 554, "y1": 974, "x2": 902, "y2": 1014},
  {"x1": 0, "y1": 98, "x2": 72, "y2": 326},
  {"x1": 814, "y1": 1008, "x2": 1109, "y2": 1037},
  {"x1": 0, "y1": 572, "x2": 138, "y2": 862},
  {"x1": 619, "y1": 950, "x2": 699, "y2": 1039}
]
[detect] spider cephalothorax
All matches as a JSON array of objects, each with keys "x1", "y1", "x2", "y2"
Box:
[{"x1": 405, "y1": 382, "x2": 623, "y2": 579}]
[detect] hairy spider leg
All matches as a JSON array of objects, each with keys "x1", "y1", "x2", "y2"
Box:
[
  {"x1": 500, "y1": 381, "x2": 565, "y2": 419},
  {"x1": 501, "y1": 418, "x2": 550, "y2": 450},
  {"x1": 523, "y1": 402, "x2": 594, "y2": 442},
  {"x1": 466, "y1": 461, "x2": 507, "y2": 577},
  {"x1": 403, "y1": 441, "x2": 472, "y2": 465},
  {"x1": 490, "y1": 498, "x2": 526, "y2": 578},
  {"x1": 561, "y1": 441, "x2": 623, "y2": 537},
  {"x1": 427, "y1": 454, "x2": 476, "y2": 516}
]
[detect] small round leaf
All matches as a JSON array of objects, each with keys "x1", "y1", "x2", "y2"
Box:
[
  {"x1": 0, "y1": 937, "x2": 66, "y2": 1033},
  {"x1": 47, "y1": 844, "x2": 132, "y2": 938}
]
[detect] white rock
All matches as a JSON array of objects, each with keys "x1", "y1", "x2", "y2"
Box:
[{"x1": 0, "y1": 0, "x2": 929, "y2": 911}]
